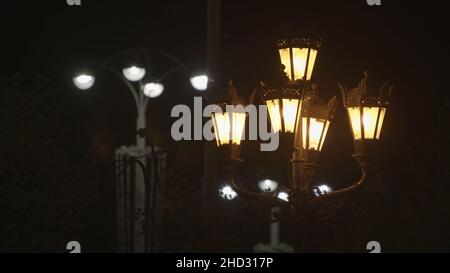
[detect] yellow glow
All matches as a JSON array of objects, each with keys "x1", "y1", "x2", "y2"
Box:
[
  {"x1": 266, "y1": 99, "x2": 282, "y2": 133},
  {"x1": 320, "y1": 121, "x2": 329, "y2": 150},
  {"x1": 212, "y1": 112, "x2": 246, "y2": 146},
  {"x1": 292, "y1": 48, "x2": 308, "y2": 81},
  {"x1": 213, "y1": 113, "x2": 230, "y2": 146},
  {"x1": 280, "y1": 48, "x2": 318, "y2": 81},
  {"x1": 302, "y1": 117, "x2": 308, "y2": 149},
  {"x1": 282, "y1": 99, "x2": 300, "y2": 133},
  {"x1": 348, "y1": 107, "x2": 386, "y2": 140},
  {"x1": 362, "y1": 107, "x2": 380, "y2": 139},
  {"x1": 376, "y1": 108, "x2": 386, "y2": 139},
  {"x1": 348, "y1": 107, "x2": 362, "y2": 140},
  {"x1": 306, "y1": 49, "x2": 317, "y2": 81},
  {"x1": 231, "y1": 112, "x2": 246, "y2": 145},
  {"x1": 213, "y1": 118, "x2": 220, "y2": 146},
  {"x1": 302, "y1": 118, "x2": 328, "y2": 150},
  {"x1": 279, "y1": 48, "x2": 292, "y2": 80}
]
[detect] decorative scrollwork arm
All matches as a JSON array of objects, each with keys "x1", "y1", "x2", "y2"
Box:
[{"x1": 307, "y1": 156, "x2": 369, "y2": 207}]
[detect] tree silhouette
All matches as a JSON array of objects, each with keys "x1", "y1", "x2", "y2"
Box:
[{"x1": 0, "y1": 73, "x2": 102, "y2": 252}]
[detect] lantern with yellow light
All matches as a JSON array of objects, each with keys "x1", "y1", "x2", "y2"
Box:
[
  {"x1": 260, "y1": 38, "x2": 321, "y2": 149},
  {"x1": 263, "y1": 86, "x2": 303, "y2": 136},
  {"x1": 209, "y1": 37, "x2": 394, "y2": 222},
  {"x1": 211, "y1": 102, "x2": 247, "y2": 161},
  {"x1": 339, "y1": 71, "x2": 392, "y2": 157},
  {"x1": 299, "y1": 84, "x2": 339, "y2": 163},
  {"x1": 277, "y1": 38, "x2": 321, "y2": 82}
]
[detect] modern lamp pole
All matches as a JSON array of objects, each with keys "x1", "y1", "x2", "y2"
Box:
[{"x1": 73, "y1": 49, "x2": 207, "y2": 252}]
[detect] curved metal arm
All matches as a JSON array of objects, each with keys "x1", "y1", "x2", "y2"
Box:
[
  {"x1": 102, "y1": 48, "x2": 188, "y2": 75},
  {"x1": 229, "y1": 178, "x2": 287, "y2": 206},
  {"x1": 142, "y1": 63, "x2": 185, "y2": 110},
  {"x1": 100, "y1": 48, "x2": 190, "y2": 115},
  {"x1": 86, "y1": 61, "x2": 141, "y2": 112},
  {"x1": 307, "y1": 157, "x2": 369, "y2": 206}
]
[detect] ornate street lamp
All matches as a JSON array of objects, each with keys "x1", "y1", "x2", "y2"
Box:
[
  {"x1": 264, "y1": 87, "x2": 302, "y2": 135},
  {"x1": 213, "y1": 38, "x2": 393, "y2": 221},
  {"x1": 340, "y1": 71, "x2": 391, "y2": 157},
  {"x1": 299, "y1": 84, "x2": 338, "y2": 162},
  {"x1": 277, "y1": 38, "x2": 321, "y2": 82}
]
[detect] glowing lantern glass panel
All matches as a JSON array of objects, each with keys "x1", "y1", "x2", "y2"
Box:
[
  {"x1": 212, "y1": 112, "x2": 246, "y2": 146},
  {"x1": 302, "y1": 117, "x2": 330, "y2": 151},
  {"x1": 347, "y1": 107, "x2": 386, "y2": 140},
  {"x1": 376, "y1": 108, "x2": 386, "y2": 139},
  {"x1": 279, "y1": 47, "x2": 318, "y2": 81},
  {"x1": 266, "y1": 100, "x2": 282, "y2": 133},
  {"x1": 282, "y1": 99, "x2": 300, "y2": 133},
  {"x1": 266, "y1": 99, "x2": 301, "y2": 133}
]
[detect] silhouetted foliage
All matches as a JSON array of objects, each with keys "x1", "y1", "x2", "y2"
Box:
[{"x1": 0, "y1": 74, "x2": 102, "y2": 252}]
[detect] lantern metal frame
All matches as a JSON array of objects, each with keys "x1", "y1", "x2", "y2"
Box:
[
  {"x1": 339, "y1": 71, "x2": 393, "y2": 158},
  {"x1": 262, "y1": 85, "x2": 303, "y2": 136},
  {"x1": 277, "y1": 37, "x2": 321, "y2": 83},
  {"x1": 211, "y1": 102, "x2": 247, "y2": 162}
]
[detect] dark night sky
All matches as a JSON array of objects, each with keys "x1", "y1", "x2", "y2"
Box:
[{"x1": 1, "y1": 0, "x2": 449, "y2": 252}]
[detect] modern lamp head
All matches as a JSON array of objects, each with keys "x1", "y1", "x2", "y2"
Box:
[
  {"x1": 190, "y1": 74, "x2": 208, "y2": 91},
  {"x1": 277, "y1": 37, "x2": 321, "y2": 82},
  {"x1": 73, "y1": 73, "x2": 95, "y2": 90},
  {"x1": 339, "y1": 71, "x2": 393, "y2": 156},
  {"x1": 122, "y1": 65, "x2": 146, "y2": 82},
  {"x1": 142, "y1": 82, "x2": 164, "y2": 98}
]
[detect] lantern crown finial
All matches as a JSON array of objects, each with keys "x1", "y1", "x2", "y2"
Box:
[{"x1": 339, "y1": 70, "x2": 393, "y2": 108}]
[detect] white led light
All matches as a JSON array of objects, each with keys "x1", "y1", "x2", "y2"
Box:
[
  {"x1": 277, "y1": 191, "x2": 289, "y2": 202},
  {"x1": 142, "y1": 82, "x2": 164, "y2": 98},
  {"x1": 73, "y1": 74, "x2": 95, "y2": 90},
  {"x1": 314, "y1": 184, "x2": 333, "y2": 196},
  {"x1": 122, "y1": 66, "x2": 146, "y2": 82},
  {"x1": 258, "y1": 179, "x2": 279, "y2": 193},
  {"x1": 219, "y1": 185, "x2": 238, "y2": 200},
  {"x1": 190, "y1": 74, "x2": 208, "y2": 91}
]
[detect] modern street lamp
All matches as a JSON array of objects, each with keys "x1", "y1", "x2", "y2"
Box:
[
  {"x1": 211, "y1": 38, "x2": 393, "y2": 223},
  {"x1": 72, "y1": 49, "x2": 207, "y2": 148},
  {"x1": 72, "y1": 49, "x2": 205, "y2": 253}
]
